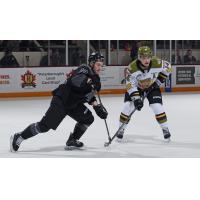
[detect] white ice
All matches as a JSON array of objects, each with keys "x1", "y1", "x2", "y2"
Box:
[{"x1": 1, "y1": 93, "x2": 200, "y2": 158}]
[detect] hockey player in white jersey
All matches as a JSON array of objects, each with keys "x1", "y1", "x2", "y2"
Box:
[{"x1": 117, "y1": 46, "x2": 172, "y2": 141}]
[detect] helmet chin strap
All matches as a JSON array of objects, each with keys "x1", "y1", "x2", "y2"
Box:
[
  {"x1": 138, "y1": 59, "x2": 149, "y2": 69},
  {"x1": 89, "y1": 62, "x2": 95, "y2": 68},
  {"x1": 141, "y1": 63, "x2": 149, "y2": 69},
  {"x1": 89, "y1": 63, "x2": 97, "y2": 74},
  {"x1": 89, "y1": 61, "x2": 94, "y2": 67},
  {"x1": 138, "y1": 60, "x2": 151, "y2": 73}
]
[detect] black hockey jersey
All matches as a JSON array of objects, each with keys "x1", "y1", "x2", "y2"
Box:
[{"x1": 52, "y1": 65, "x2": 100, "y2": 109}]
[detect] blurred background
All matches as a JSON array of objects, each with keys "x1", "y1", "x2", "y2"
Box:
[{"x1": 0, "y1": 40, "x2": 199, "y2": 67}]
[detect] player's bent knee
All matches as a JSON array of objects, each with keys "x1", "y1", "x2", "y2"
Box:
[
  {"x1": 79, "y1": 114, "x2": 94, "y2": 126},
  {"x1": 86, "y1": 115, "x2": 94, "y2": 126}
]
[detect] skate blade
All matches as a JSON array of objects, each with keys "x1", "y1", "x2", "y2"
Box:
[
  {"x1": 64, "y1": 146, "x2": 85, "y2": 151},
  {"x1": 164, "y1": 138, "x2": 171, "y2": 143},
  {"x1": 116, "y1": 138, "x2": 123, "y2": 143}
]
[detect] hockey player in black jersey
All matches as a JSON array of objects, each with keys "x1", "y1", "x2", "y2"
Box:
[{"x1": 10, "y1": 52, "x2": 108, "y2": 151}]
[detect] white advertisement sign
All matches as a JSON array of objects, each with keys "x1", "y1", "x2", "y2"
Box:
[
  {"x1": 0, "y1": 66, "x2": 127, "y2": 94},
  {"x1": 0, "y1": 68, "x2": 19, "y2": 92},
  {"x1": 0, "y1": 67, "x2": 74, "y2": 93},
  {"x1": 100, "y1": 66, "x2": 126, "y2": 89}
]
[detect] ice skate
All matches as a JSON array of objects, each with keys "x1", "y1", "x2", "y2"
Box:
[
  {"x1": 65, "y1": 133, "x2": 84, "y2": 150},
  {"x1": 116, "y1": 129, "x2": 125, "y2": 140},
  {"x1": 10, "y1": 133, "x2": 23, "y2": 152},
  {"x1": 162, "y1": 128, "x2": 171, "y2": 142}
]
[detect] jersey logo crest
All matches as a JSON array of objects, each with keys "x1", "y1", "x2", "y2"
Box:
[{"x1": 138, "y1": 78, "x2": 152, "y2": 90}]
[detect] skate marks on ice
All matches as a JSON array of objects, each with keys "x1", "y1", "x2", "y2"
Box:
[
  {"x1": 2, "y1": 135, "x2": 200, "y2": 158},
  {"x1": 1, "y1": 93, "x2": 200, "y2": 157},
  {"x1": 4, "y1": 143, "x2": 153, "y2": 158},
  {"x1": 124, "y1": 134, "x2": 200, "y2": 150},
  {"x1": 114, "y1": 133, "x2": 200, "y2": 157}
]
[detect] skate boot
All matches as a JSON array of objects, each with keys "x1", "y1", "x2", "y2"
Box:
[
  {"x1": 65, "y1": 133, "x2": 84, "y2": 150},
  {"x1": 10, "y1": 133, "x2": 24, "y2": 152},
  {"x1": 116, "y1": 129, "x2": 125, "y2": 139},
  {"x1": 162, "y1": 128, "x2": 171, "y2": 142}
]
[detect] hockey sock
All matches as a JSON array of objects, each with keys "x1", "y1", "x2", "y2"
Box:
[
  {"x1": 150, "y1": 103, "x2": 169, "y2": 129},
  {"x1": 155, "y1": 112, "x2": 168, "y2": 128},
  {"x1": 20, "y1": 123, "x2": 42, "y2": 139},
  {"x1": 119, "y1": 112, "x2": 130, "y2": 129},
  {"x1": 120, "y1": 112, "x2": 130, "y2": 124},
  {"x1": 72, "y1": 123, "x2": 89, "y2": 140},
  {"x1": 15, "y1": 135, "x2": 24, "y2": 146}
]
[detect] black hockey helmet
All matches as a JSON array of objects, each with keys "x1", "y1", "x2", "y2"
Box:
[{"x1": 88, "y1": 52, "x2": 104, "y2": 64}]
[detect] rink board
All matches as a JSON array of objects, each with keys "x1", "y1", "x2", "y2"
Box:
[
  {"x1": 0, "y1": 65, "x2": 200, "y2": 97},
  {"x1": 0, "y1": 66, "x2": 127, "y2": 97}
]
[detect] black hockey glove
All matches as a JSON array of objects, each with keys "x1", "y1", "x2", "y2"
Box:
[
  {"x1": 134, "y1": 98, "x2": 143, "y2": 111},
  {"x1": 88, "y1": 96, "x2": 97, "y2": 105},
  {"x1": 93, "y1": 104, "x2": 108, "y2": 119}
]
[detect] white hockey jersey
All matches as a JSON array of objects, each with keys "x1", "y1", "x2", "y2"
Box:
[{"x1": 126, "y1": 57, "x2": 172, "y2": 95}]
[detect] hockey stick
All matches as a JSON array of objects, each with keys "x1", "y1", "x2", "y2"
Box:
[
  {"x1": 96, "y1": 92, "x2": 112, "y2": 142},
  {"x1": 104, "y1": 92, "x2": 148, "y2": 147}
]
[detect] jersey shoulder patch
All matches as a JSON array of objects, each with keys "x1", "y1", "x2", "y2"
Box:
[
  {"x1": 151, "y1": 57, "x2": 162, "y2": 68},
  {"x1": 76, "y1": 65, "x2": 91, "y2": 75},
  {"x1": 129, "y1": 59, "x2": 138, "y2": 73}
]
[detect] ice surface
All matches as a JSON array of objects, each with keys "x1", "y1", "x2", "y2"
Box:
[{"x1": 1, "y1": 93, "x2": 200, "y2": 158}]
